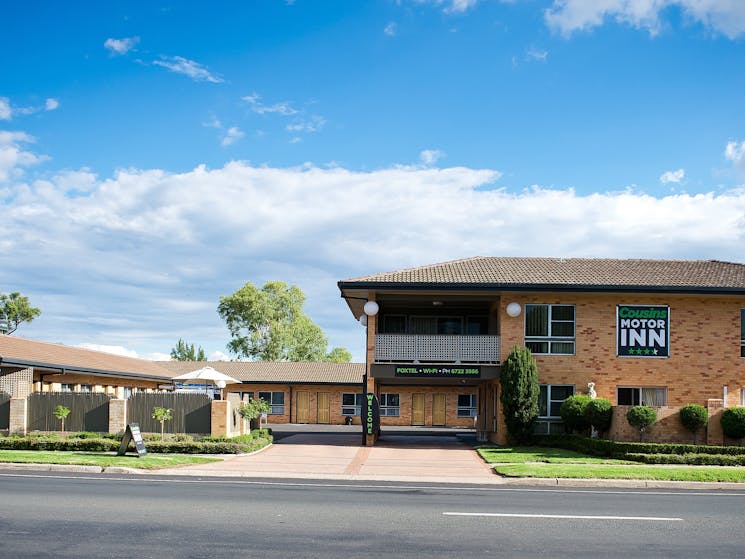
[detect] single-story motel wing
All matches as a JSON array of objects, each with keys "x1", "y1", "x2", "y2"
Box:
[{"x1": 1, "y1": 256, "x2": 744, "y2": 446}]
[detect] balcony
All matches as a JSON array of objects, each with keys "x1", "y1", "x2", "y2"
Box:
[{"x1": 374, "y1": 334, "x2": 500, "y2": 364}]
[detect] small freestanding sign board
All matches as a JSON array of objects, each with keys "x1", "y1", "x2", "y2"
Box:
[{"x1": 117, "y1": 423, "x2": 148, "y2": 457}]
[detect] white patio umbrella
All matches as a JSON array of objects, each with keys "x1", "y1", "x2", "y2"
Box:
[{"x1": 171, "y1": 366, "x2": 240, "y2": 397}]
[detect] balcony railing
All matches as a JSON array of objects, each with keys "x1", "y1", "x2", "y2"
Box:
[{"x1": 374, "y1": 334, "x2": 500, "y2": 364}]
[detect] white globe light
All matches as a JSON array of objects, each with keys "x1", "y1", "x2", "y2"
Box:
[
  {"x1": 359, "y1": 314, "x2": 368, "y2": 327},
  {"x1": 506, "y1": 302, "x2": 522, "y2": 317},
  {"x1": 216, "y1": 380, "x2": 227, "y2": 389},
  {"x1": 363, "y1": 301, "x2": 379, "y2": 316}
]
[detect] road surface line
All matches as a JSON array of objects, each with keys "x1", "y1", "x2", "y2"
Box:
[{"x1": 444, "y1": 512, "x2": 682, "y2": 521}]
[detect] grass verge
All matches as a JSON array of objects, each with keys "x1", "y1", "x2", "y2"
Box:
[
  {"x1": 0, "y1": 450, "x2": 221, "y2": 469},
  {"x1": 492, "y1": 463, "x2": 745, "y2": 483},
  {"x1": 478, "y1": 446, "x2": 631, "y2": 464}
]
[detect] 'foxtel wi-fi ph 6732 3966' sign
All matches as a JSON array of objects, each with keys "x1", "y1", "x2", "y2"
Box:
[{"x1": 617, "y1": 305, "x2": 669, "y2": 358}]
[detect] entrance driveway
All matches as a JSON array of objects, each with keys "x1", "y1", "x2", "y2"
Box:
[{"x1": 164, "y1": 427, "x2": 498, "y2": 483}]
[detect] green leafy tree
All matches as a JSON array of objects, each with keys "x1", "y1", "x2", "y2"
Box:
[
  {"x1": 152, "y1": 407, "x2": 173, "y2": 441},
  {"x1": 499, "y1": 346, "x2": 539, "y2": 444},
  {"x1": 0, "y1": 291, "x2": 41, "y2": 335},
  {"x1": 326, "y1": 347, "x2": 352, "y2": 363},
  {"x1": 218, "y1": 280, "x2": 349, "y2": 361},
  {"x1": 626, "y1": 405, "x2": 657, "y2": 442},
  {"x1": 679, "y1": 403, "x2": 708, "y2": 444},
  {"x1": 53, "y1": 405, "x2": 71, "y2": 433},
  {"x1": 170, "y1": 338, "x2": 206, "y2": 361},
  {"x1": 720, "y1": 407, "x2": 745, "y2": 440},
  {"x1": 237, "y1": 399, "x2": 271, "y2": 435},
  {"x1": 559, "y1": 394, "x2": 592, "y2": 434},
  {"x1": 584, "y1": 398, "x2": 613, "y2": 435}
]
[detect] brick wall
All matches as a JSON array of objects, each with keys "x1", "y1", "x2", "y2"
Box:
[
  {"x1": 496, "y1": 294, "x2": 745, "y2": 444},
  {"x1": 376, "y1": 386, "x2": 478, "y2": 428}
]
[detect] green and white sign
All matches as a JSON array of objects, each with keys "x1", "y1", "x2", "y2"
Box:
[{"x1": 617, "y1": 305, "x2": 669, "y2": 358}]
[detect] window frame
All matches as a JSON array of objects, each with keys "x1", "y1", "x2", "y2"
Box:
[
  {"x1": 617, "y1": 386, "x2": 668, "y2": 407},
  {"x1": 538, "y1": 384, "x2": 575, "y2": 419},
  {"x1": 342, "y1": 393, "x2": 363, "y2": 416},
  {"x1": 524, "y1": 304, "x2": 576, "y2": 356},
  {"x1": 457, "y1": 394, "x2": 478, "y2": 417},
  {"x1": 379, "y1": 393, "x2": 400, "y2": 417},
  {"x1": 258, "y1": 391, "x2": 286, "y2": 415},
  {"x1": 60, "y1": 383, "x2": 74, "y2": 393}
]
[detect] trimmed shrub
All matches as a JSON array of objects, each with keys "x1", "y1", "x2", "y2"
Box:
[
  {"x1": 584, "y1": 398, "x2": 613, "y2": 434},
  {"x1": 626, "y1": 406, "x2": 657, "y2": 442},
  {"x1": 499, "y1": 346, "x2": 539, "y2": 444},
  {"x1": 679, "y1": 404, "x2": 708, "y2": 444},
  {"x1": 721, "y1": 407, "x2": 745, "y2": 440},
  {"x1": 625, "y1": 452, "x2": 745, "y2": 466},
  {"x1": 559, "y1": 394, "x2": 592, "y2": 433},
  {"x1": 71, "y1": 431, "x2": 106, "y2": 439}
]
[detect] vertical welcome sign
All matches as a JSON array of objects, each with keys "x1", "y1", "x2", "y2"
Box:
[
  {"x1": 363, "y1": 393, "x2": 380, "y2": 437},
  {"x1": 617, "y1": 305, "x2": 669, "y2": 358}
]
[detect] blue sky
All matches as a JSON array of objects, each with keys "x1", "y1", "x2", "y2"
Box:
[{"x1": 2, "y1": 0, "x2": 745, "y2": 361}]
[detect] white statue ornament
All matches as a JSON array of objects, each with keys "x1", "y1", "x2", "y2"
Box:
[{"x1": 587, "y1": 382, "x2": 597, "y2": 399}]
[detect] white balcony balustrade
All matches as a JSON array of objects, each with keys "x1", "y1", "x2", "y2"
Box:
[{"x1": 374, "y1": 334, "x2": 500, "y2": 364}]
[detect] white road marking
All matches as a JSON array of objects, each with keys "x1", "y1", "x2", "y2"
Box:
[{"x1": 444, "y1": 512, "x2": 683, "y2": 521}]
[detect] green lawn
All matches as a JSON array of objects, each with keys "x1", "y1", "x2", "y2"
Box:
[
  {"x1": 478, "y1": 446, "x2": 745, "y2": 483},
  {"x1": 478, "y1": 446, "x2": 631, "y2": 464},
  {"x1": 0, "y1": 450, "x2": 220, "y2": 469},
  {"x1": 493, "y1": 463, "x2": 745, "y2": 483}
]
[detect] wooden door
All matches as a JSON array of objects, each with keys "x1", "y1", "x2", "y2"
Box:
[
  {"x1": 296, "y1": 391, "x2": 309, "y2": 423},
  {"x1": 411, "y1": 393, "x2": 425, "y2": 425},
  {"x1": 432, "y1": 393, "x2": 446, "y2": 426},
  {"x1": 317, "y1": 392, "x2": 330, "y2": 424}
]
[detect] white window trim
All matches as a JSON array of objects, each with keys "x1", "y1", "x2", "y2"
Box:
[
  {"x1": 258, "y1": 391, "x2": 285, "y2": 415},
  {"x1": 457, "y1": 394, "x2": 477, "y2": 417},
  {"x1": 342, "y1": 393, "x2": 363, "y2": 416},
  {"x1": 379, "y1": 393, "x2": 400, "y2": 417},
  {"x1": 538, "y1": 384, "x2": 575, "y2": 419},
  {"x1": 525, "y1": 304, "x2": 576, "y2": 356}
]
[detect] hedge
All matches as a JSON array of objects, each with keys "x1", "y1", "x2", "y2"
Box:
[
  {"x1": 625, "y1": 453, "x2": 745, "y2": 466},
  {"x1": 0, "y1": 435, "x2": 272, "y2": 454},
  {"x1": 535, "y1": 434, "x2": 745, "y2": 458}
]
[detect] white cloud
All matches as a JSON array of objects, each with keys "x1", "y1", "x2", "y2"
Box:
[
  {"x1": 384, "y1": 22, "x2": 398, "y2": 36},
  {"x1": 77, "y1": 343, "x2": 139, "y2": 358},
  {"x1": 545, "y1": 0, "x2": 745, "y2": 38},
  {"x1": 0, "y1": 97, "x2": 11, "y2": 120},
  {"x1": 242, "y1": 93, "x2": 298, "y2": 115},
  {"x1": 416, "y1": 0, "x2": 481, "y2": 13},
  {"x1": 420, "y1": 149, "x2": 445, "y2": 165},
  {"x1": 5, "y1": 158, "x2": 745, "y2": 362},
  {"x1": 104, "y1": 36, "x2": 140, "y2": 56},
  {"x1": 725, "y1": 140, "x2": 745, "y2": 173},
  {"x1": 285, "y1": 115, "x2": 326, "y2": 133},
  {"x1": 221, "y1": 126, "x2": 245, "y2": 147},
  {"x1": 0, "y1": 131, "x2": 46, "y2": 182},
  {"x1": 660, "y1": 168, "x2": 685, "y2": 184},
  {"x1": 153, "y1": 55, "x2": 224, "y2": 83},
  {"x1": 209, "y1": 350, "x2": 231, "y2": 361},
  {"x1": 526, "y1": 48, "x2": 549, "y2": 62},
  {"x1": 45, "y1": 98, "x2": 60, "y2": 111}
]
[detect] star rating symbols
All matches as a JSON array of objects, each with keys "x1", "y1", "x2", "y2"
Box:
[{"x1": 626, "y1": 347, "x2": 662, "y2": 356}]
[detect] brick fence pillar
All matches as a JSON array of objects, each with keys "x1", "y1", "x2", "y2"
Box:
[
  {"x1": 109, "y1": 399, "x2": 127, "y2": 434},
  {"x1": 211, "y1": 400, "x2": 230, "y2": 438},
  {"x1": 9, "y1": 398, "x2": 27, "y2": 436},
  {"x1": 707, "y1": 399, "x2": 724, "y2": 446}
]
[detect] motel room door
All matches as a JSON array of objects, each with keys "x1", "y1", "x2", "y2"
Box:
[
  {"x1": 432, "y1": 393, "x2": 446, "y2": 426},
  {"x1": 317, "y1": 392, "x2": 330, "y2": 424},
  {"x1": 296, "y1": 391, "x2": 310, "y2": 423},
  {"x1": 412, "y1": 393, "x2": 425, "y2": 425}
]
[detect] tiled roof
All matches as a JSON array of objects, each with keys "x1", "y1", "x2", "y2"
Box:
[
  {"x1": 339, "y1": 257, "x2": 745, "y2": 291},
  {"x1": 158, "y1": 361, "x2": 364, "y2": 384},
  {"x1": 0, "y1": 335, "x2": 174, "y2": 380}
]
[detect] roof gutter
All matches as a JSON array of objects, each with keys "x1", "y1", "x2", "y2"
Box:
[{"x1": 0, "y1": 357, "x2": 172, "y2": 382}]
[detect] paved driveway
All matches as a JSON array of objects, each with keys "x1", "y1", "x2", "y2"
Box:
[{"x1": 165, "y1": 431, "x2": 498, "y2": 483}]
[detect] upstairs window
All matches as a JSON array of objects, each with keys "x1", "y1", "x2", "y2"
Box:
[{"x1": 525, "y1": 304, "x2": 575, "y2": 355}]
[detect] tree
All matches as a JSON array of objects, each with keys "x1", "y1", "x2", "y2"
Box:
[
  {"x1": 326, "y1": 347, "x2": 352, "y2": 363},
  {"x1": 499, "y1": 346, "x2": 539, "y2": 444},
  {"x1": 679, "y1": 403, "x2": 708, "y2": 444},
  {"x1": 53, "y1": 405, "x2": 71, "y2": 433},
  {"x1": 236, "y1": 399, "x2": 271, "y2": 435},
  {"x1": 559, "y1": 394, "x2": 592, "y2": 434},
  {"x1": 217, "y1": 280, "x2": 349, "y2": 361},
  {"x1": 584, "y1": 398, "x2": 613, "y2": 435},
  {"x1": 626, "y1": 405, "x2": 657, "y2": 442},
  {"x1": 152, "y1": 407, "x2": 173, "y2": 441},
  {"x1": 170, "y1": 338, "x2": 206, "y2": 361},
  {"x1": 0, "y1": 291, "x2": 41, "y2": 335}
]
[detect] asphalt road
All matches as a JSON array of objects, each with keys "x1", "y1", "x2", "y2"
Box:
[{"x1": 1, "y1": 470, "x2": 744, "y2": 558}]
